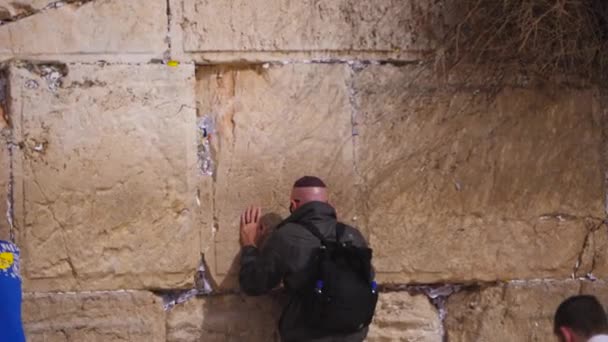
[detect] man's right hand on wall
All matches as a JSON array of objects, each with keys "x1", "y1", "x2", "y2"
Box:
[{"x1": 240, "y1": 205, "x2": 262, "y2": 247}]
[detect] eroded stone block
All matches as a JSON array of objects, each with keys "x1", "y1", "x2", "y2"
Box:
[
  {"x1": 167, "y1": 291, "x2": 440, "y2": 341},
  {"x1": 353, "y1": 65, "x2": 604, "y2": 283},
  {"x1": 0, "y1": 0, "x2": 167, "y2": 62},
  {"x1": 196, "y1": 64, "x2": 357, "y2": 288},
  {"x1": 175, "y1": 0, "x2": 445, "y2": 61},
  {"x1": 9, "y1": 63, "x2": 199, "y2": 291},
  {"x1": 23, "y1": 291, "x2": 164, "y2": 342},
  {"x1": 166, "y1": 294, "x2": 283, "y2": 342},
  {"x1": 446, "y1": 280, "x2": 608, "y2": 342}
]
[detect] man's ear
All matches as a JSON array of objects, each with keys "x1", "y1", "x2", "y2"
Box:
[
  {"x1": 559, "y1": 326, "x2": 574, "y2": 342},
  {"x1": 289, "y1": 199, "x2": 298, "y2": 213}
]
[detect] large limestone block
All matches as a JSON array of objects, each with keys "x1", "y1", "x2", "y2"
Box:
[
  {"x1": 367, "y1": 292, "x2": 442, "y2": 341},
  {"x1": 0, "y1": 0, "x2": 167, "y2": 62},
  {"x1": 196, "y1": 64, "x2": 357, "y2": 288},
  {"x1": 353, "y1": 65, "x2": 604, "y2": 283},
  {"x1": 166, "y1": 294, "x2": 282, "y2": 341},
  {"x1": 446, "y1": 280, "x2": 608, "y2": 342},
  {"x1": 9, "y1": 63, "x2": 198, "y2": 291},
  {"x1": 23, "y1": 291, "x2": 165, "y2": 342},
  {"x1": 166, "y1": 291, "x2": 441, "y2": 341},
  {"x1": 175, "y1": 0, "x2": 444, "y2": 61}
]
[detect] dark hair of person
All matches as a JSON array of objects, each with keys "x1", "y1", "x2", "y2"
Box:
[
  {"x1": 554, "y1": 295, "x2": 608, "y2": 338},
  {"x1": 293, "y1": 176, "x2": 326, "y2": 188}
]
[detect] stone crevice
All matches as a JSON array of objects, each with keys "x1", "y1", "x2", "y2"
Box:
[
  {"x1": 164, "y1": 0, "x2": 172, "y2": 60},
  {"x1": 160, "y1": 257, "x2": 215, "y2": 311},
  {"x1": 346, "y1": 63, "x2": 368, "y2": 235},
  {"x1": 0, "y1": 70, "x2": 15, "y2": 242},
  {"x1": 5, "y1": 135, "x2": 14, "y2": 241},
  {"x1": 407, "y1": 284, "x2": 464, "y2": 342},
  {"x1": 572, "y1": 219, "x2": 605, "y2": 278}
]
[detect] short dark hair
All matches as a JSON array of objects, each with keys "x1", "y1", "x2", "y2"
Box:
[
  {"x1": 554, "y1": 295, "x2": 608, "y2": 338},
  {"x1": 293, "y1": 176, "x2": 326, "y2": 188}
]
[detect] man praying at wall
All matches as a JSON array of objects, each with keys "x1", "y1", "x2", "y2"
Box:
[{"x1": 238, "y1": 176, "x2": 376, "y2": 342}]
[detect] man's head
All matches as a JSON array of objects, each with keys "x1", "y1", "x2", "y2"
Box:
[
  {"x1": 554, "y1": 295, "x2": 608, "y2": 342},
  {"x1": 290, "y1": 176, "x2": 329, "y2": 213}
]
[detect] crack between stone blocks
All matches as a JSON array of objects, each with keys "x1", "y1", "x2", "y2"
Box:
[
  {"x1": 572, "y1": 218, "x2": 605, "y2": 279},
  {"x1": 163, "y1": 0, "x2": 172, "y2": 61},
  {"x1": 206, "y1": 59, "x2": 422, "y2": 68},
  {"x1": 153, "y1": 277, "x2": 608, "y2": 319},
  {"x1": 32, "y1": 278, "x2": 604, "y2": 297},
  {"x1": 160, "y1": 256, "x2": 214, "y2": 311},
  {"x1": 1, "y1": 69, "x2": 15, "y2": 243},
  {"x1": 0, "y1": 0, "x2": 97, "y2": 26},
  {"x1": 346, "y1": 63, "x2": 368, "y2": 234},
  {"x1": 25, "y1": 289, "x2": 146, "y2": 296},
  {"x1": 6, "y1": 141, "x2": 14, "y2": 242},
  {"x1": 384, "y1": 284, "x2": 466, "y2": 342},
  {"x1": 195, "y1": 114, "x2": 218, "y2": 256},
  {"x1": 3, "y1": 59, "x2": 419, "y2": 69}
]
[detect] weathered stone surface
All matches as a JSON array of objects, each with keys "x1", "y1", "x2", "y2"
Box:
[
  {"x1": 166, "y1": 294, "x2": 283, "y2": 342},
  {"x1": 590, "y1": 225, "x2": 608, "y2": 277},
  {"x1": 0, "y1": 0, "x2": 167, "y2": 62},
  {"x1": 446, "y1": 280, "x2": 608, "y2": 342},
  {"x1": 196, "y1": 64, "x2": 357, "y2": 288},
  {"x1": 166, "y1": 291, "x2": 440, "y2": 342},
  {"x1": 167, "y1": 292, "x2": 441, "y2": 342},
  {"x1": 174, "y1": 0, "x2": 444, "y2": 62},
  {"x1": 580, "y1": 280, "x2": 608, "y2": 307},
  {"x1": 9, "y1": 63, "x2": 198, "y2": 291},
  {"x1": 23, "y1": 291, "x2": 164, "y2": 342},
  {"x1": 367, "y1": 292, "x2": 441, "y2": 341},
  {"x1": 353, "y1": 65, "x2": 604, "y2": 283}
]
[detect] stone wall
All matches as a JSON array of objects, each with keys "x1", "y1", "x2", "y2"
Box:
[{"x1": 0, "y1": 0, "x2": 606, "y2": 341}]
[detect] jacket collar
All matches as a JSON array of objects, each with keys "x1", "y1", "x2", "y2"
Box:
[{"x1": 280, "y1": 201, "x2": 336, "y2": 227}]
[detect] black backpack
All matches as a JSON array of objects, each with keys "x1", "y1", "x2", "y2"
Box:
[{"x1": 295, "y1": 221, "x2": 378, "y2": 334}]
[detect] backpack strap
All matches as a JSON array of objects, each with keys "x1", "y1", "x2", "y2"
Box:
[
  {"x1": 299, "y1": 221, "x2": 348, "y2": 244},
  {"x1": 335, "y1": 222, "x2": 346, "y2": 243},
  {"x1": 299, "y1": 221, "x2": 328, "y2": 245}
]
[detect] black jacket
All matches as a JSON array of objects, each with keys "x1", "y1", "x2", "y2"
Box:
[{"x1": 239, "y1": 201, "x2": 370, "y2": 342}]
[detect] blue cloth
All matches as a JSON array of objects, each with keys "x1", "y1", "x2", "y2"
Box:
[{"x1": 0, "y1": 240, "x2": 25, "y2": 342}]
